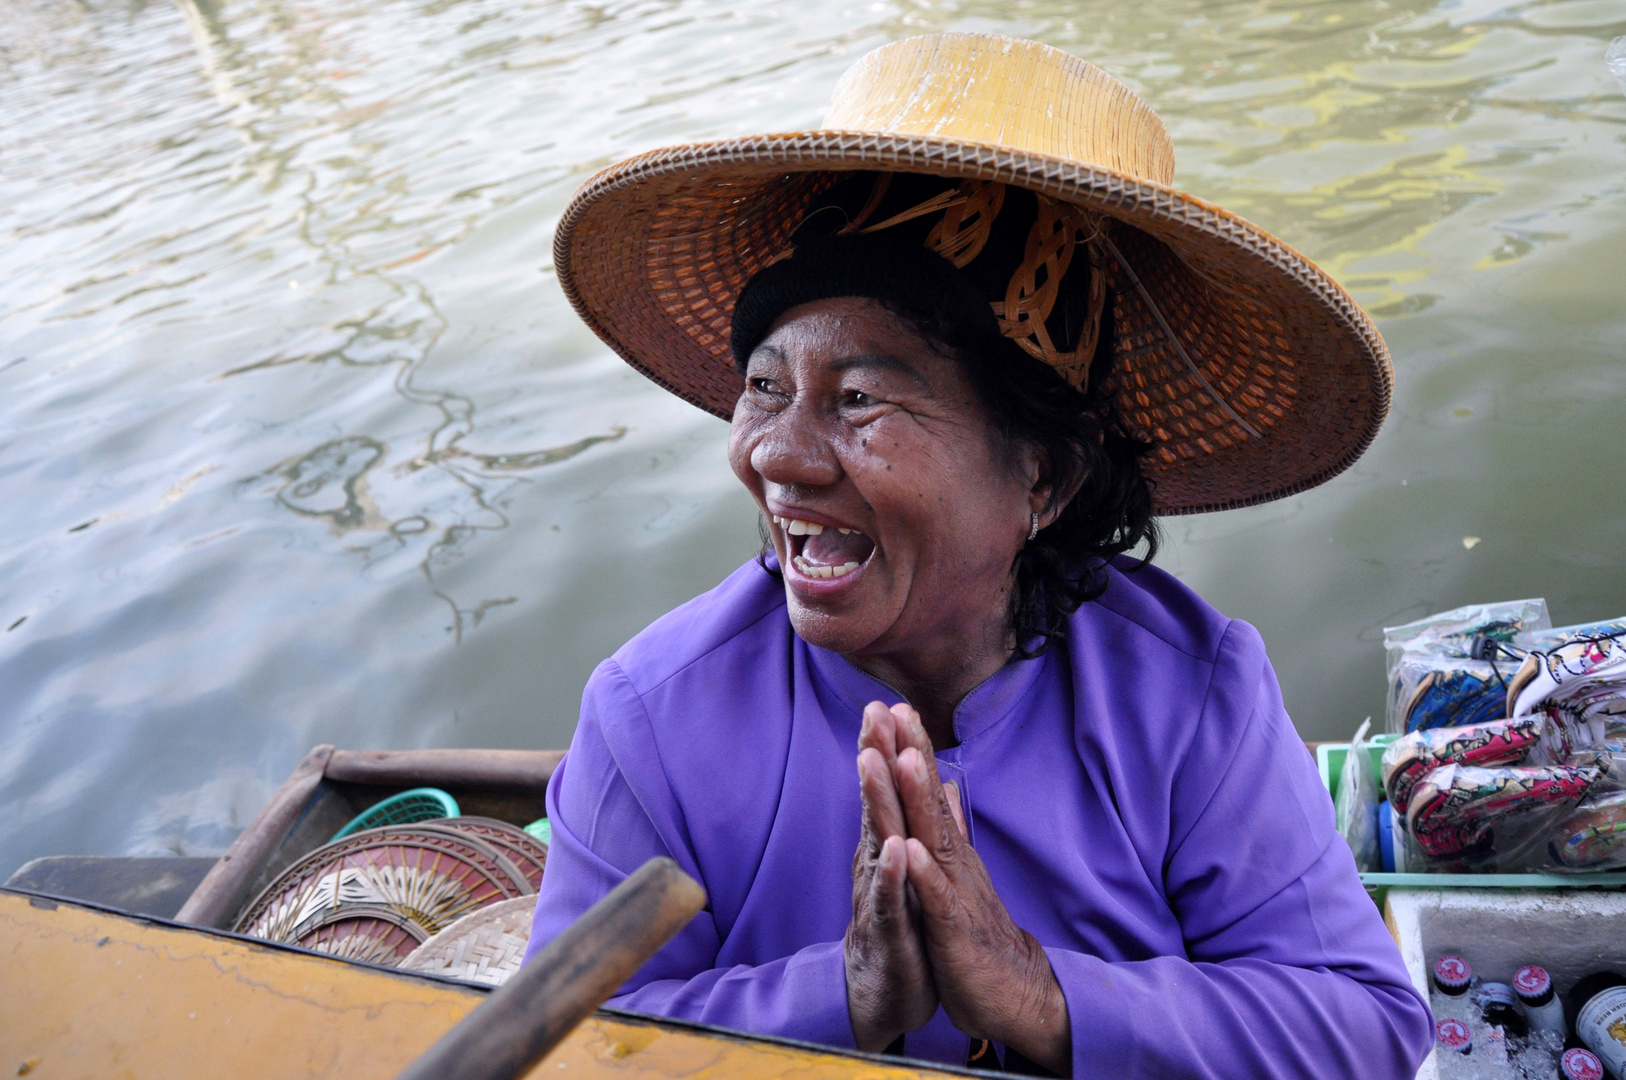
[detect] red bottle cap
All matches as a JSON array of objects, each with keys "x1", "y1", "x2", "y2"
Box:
[
  {"x1": 1514, "y1": 965, "x2": 1552, "y2": 1003},
  {"x1": 1434, "y1": 954, "x2": 1473, "y2": 994},
  {"x1": 1436, "y1": 1018, "x2": 1472, "y2": 1054},
  {"x1": 1562, "y1": 1048, "x2": 1605, "y2": 1080}
]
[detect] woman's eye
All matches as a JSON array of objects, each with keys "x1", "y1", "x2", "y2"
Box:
[{"x1": 845, "y1": 390, "x2": 877, "y2": 408}]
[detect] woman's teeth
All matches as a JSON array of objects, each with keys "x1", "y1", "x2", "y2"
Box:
[
  {"x1": 772, "y1": 516, "x2": 866, "y2": 580},
  {"x1": 792, "y1": 556, "x2": 861, "y2": 579},
  {"x1": 771, "y1": 515, "x2": 858, "y2": 537}
]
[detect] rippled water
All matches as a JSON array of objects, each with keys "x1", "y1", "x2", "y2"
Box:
[{"x1": 1, "y1": 0, "x2": 1622, "y2": 876}]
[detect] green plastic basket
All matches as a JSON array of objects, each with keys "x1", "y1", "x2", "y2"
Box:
[
  {"x1": 330, "y1": 787, "x2": 461, "y2": 841},
  {"x1": 523, "y1": 818, "x2": 551, "y2": 845}
]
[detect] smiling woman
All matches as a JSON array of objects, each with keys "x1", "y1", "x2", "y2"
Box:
[
  {"x1": 523, "y1": 32, "x2": 1433, "y2": 1080},
  {"x1": 724, "y1": 230, "x2": 1154, "y2": 734},
  {"x1": 738, "y1": 294, "x2": 1043, "y2": 720}
]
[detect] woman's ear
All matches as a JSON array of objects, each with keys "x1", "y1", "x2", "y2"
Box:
[
  {"x1": 1023, "y1": 441, "x2": 1084, "y2": 530},
  {"x1": 1014, "y1": 439, "x2": 1049, "y2": 514}
]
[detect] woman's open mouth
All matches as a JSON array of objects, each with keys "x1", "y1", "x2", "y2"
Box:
[{"x1": 772, "y1": 514, "x2": 876, "y2": 581}]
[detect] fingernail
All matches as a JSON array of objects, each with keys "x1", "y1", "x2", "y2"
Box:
[{"x1": 906, "y1": 837, "x2": 928, "y2": 868}]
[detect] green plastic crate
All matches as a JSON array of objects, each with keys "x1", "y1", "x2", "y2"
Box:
[
  {"x1": 1316, "y1": 734, "x2": 1399, "y2": 804},
  {"x1": 1316, "y1": 738, "x2": 1626, "y2": 903},
  {"x1": 329, "y1": 787, "x2": 461, "y2": 841}
]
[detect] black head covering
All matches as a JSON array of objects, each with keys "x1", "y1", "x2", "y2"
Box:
[{"x1": 729, "y1": 172, "x2": 1105, "y2": 378}]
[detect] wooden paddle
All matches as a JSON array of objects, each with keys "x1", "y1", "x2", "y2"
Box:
[{"x1": 395, "y1": 856, "x2": 706, "y2": 1080}]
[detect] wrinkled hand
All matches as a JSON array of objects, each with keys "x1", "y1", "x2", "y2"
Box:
[
  {"x1": 845, "y1": 702, "x2": 938, "y2": 1052},
  {"x1": 891, "y1": 705, "x2": 1072, "y2": 1075}
]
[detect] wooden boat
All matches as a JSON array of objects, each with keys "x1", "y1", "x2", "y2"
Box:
[
  {"x1": 0, "y1": 888, "x2": 968, "y2": 1080},
  {"x1": 2, "y1": 746, "x2": 978, "y2": 1080}
]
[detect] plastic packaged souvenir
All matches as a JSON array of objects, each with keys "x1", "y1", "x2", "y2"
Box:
[
  {"x1": 1509, "y1": 628, "x2": 1626, "y2": 729},
  {"x1": 1552, "y1": 791, "x2": 1626, "y2": 870},
  {"x1": 1384, "y1": 599, "x2": 1550, "y2": 675},
  {"x1": 1391, "y1": 653, "x2": 1521, "y2": 733},
  {"x1": 1336, "y1": 719, "x2": 1381, "y2": 872},
  {"x1": 1520, "y1": 619, "x2": 1626, "y2": 653},
  {"x1": 1405, "y1": 759, "x2": 1605, "y2": 861},
  {"x1": 1371, "y1": 606, "x2": 1626, "y2": 872},
  {"x1": 1382, "y1": 716, "x2": 1546, "y2": 816},
  {"x1": 1383, "y1": 599, "x2": 1549, "y2": 734},
  {"x1": 1378, "y1": 712, "x2": 1626, "y2": 870}
]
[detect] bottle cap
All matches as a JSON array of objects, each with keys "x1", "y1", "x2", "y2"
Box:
[
  {"x1": 1562, "y1": 1048, "x2": 1605, "y2": 1080},
  {"x1": 1514, "y1": 965, "x2": 1553, "y2": 1004},
  {"x1": 1436, "y1": 1018, "x2": 1472, "y2": 1054},
  {"x1": 1434, "y1": 954, "x2": 1473, "y2": 995}
]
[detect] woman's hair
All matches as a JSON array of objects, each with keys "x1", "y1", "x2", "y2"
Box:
[{"x1": 731, "y1": 234, "x2": 1159, "y2": 658}]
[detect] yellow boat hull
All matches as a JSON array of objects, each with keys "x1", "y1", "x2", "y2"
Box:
[{"x1": 1, "y1": 890, "x2": 967, "y2": 1080}]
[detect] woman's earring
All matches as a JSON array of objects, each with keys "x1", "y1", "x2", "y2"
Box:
[{"x1": 1028, "y1": 511, "x2": 1040, "y2": 541}]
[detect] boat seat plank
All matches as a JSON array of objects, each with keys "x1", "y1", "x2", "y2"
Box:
[{"x1": 4, "y1": 856, "x2": 217, "y2": 919}]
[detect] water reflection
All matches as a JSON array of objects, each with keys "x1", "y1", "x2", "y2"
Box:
[
  {"x1": 277, "y1": 437, "x2": 386, "y2": 528},
  {"x1": 265, "y1": 423, "x2": 625, "y2": 640},
  {"x1": 180, "y1": 0, "x2": 631, "y2": 640},
  {"x1": 0, "y1": 0, "x2": 1622, "y2": 876}
]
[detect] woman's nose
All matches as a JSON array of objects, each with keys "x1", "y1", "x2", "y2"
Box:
[{"x1": 749, "y1": 401, "x2": 843, "y2": 489}]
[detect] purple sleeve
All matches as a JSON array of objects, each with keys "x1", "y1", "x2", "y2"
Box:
[
  {"x1": 1048, "y1": 623, "x2": 1433, "y2": 1080},
  {"x1": 523, "y1": 662, "x2": 857, "y2": 1049}
]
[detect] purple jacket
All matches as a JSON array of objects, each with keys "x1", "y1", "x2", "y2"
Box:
[{"x1": 525, "y1": 557, "x2": 1433, "y2": 1078}]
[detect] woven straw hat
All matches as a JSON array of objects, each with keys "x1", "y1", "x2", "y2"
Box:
[
  {"x1": 554, "y1": 33, "x2": 1391, "y2": 514},
  {"x1": 400, "y1": 895, "x2": 537, "y2": 986}
]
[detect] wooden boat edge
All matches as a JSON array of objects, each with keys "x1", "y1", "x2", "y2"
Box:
[{"x1": 1, "y1": 887, "x2": 994, "y2": 1080}]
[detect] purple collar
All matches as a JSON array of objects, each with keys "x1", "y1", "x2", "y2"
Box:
[{"x1": 803, "y1": 636, "x2": 1053, "y2": 749}]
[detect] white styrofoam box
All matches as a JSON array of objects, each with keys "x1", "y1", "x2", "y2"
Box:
[{"x1": 1386, "y1": 888, "x2": 1626, "y2": 1080}]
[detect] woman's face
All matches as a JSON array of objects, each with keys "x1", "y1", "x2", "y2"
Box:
[{"x1": 728, "y1": 297, "x2": 1041, "y2": 661}]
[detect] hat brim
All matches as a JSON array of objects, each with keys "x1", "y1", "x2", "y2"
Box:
[{"x1": 554, "y1": 130, "x2": 1391, "y2": 515}]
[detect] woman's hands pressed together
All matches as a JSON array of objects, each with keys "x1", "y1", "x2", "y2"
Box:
[
  {"x1": 845, "y1": 702, "x2": 1072, "y2": 1074},
  {"x1": 846, "y1": 699, "x2": 939, "y2": 1051}
]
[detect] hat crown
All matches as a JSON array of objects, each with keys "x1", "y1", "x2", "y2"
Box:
[{"x1": 822, "y1": 34, "x2": 1176, "y2": 187}]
